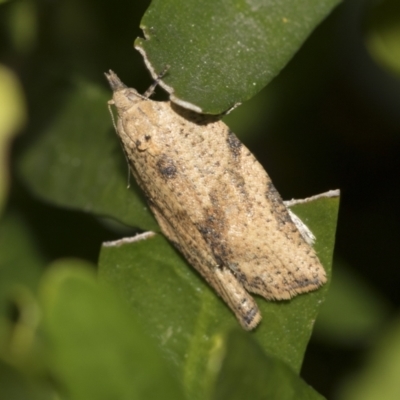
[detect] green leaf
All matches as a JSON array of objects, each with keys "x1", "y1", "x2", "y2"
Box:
[
  {"x1": 100, "y1": 233, "x2": 226, "y2": 400},
  {"x1": 136, "y1": 0, "x2": 341, "y2": 113},
  {"x1": 40, "y1": 260, "x2": 185, "y2": 400},
  {"x1": 212, "y1": 330, "x2": 325, "y2": 400},
  {"x1": 254, "y1": 193, "x2": 338, "y2": 372},
  {"x1": 18, "y1": 79, "x2": 158, "y2": 231},
  {"x1": 98, "y1": 193, "x2": 339, "y2": 399}
]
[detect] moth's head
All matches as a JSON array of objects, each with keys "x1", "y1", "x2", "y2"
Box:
[{"x1": 105, "y1": 70, "x2": 143, "y2": 112}]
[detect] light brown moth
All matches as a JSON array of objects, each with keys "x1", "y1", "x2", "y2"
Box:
[{"x1": 105, "y1": 70, "x2": 327, "y2": 330}]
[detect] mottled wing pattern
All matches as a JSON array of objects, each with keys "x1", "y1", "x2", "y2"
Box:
[
  {"x1": 199, "y1": 129, "x2": 326, "y2": 300},
  {"x1": 114, "y1": 97, "x2": 261, "y2": 329},
  {"x1": 122, "y1": 101, "x2": 326, "y2": 302}
]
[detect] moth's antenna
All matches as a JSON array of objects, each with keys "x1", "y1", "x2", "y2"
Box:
[
  {"x1": 105, "y1": 104, "x2": 130, "y2": 187},
  {"x1": 143, "y1": 65, "x2": 170, "y2": 98},
  {"x1": 107, "y1": 109, "x2": 132, "y2": 188},
  {"x1": 117, "y1": 138, "x2": 132, "y2": 189},
  {"x1": 107, "y1": 101, "x2": 118, "y2": 133}
]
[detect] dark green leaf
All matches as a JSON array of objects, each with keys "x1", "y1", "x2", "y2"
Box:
[
  {"x1": 99, "y1": 193, "x2": 339, "y2": 398},
  {"x1": 19, "y1": 79, "x2": 158, "y2": 231},
  {"x1": 252, "y1": 193, "x2": 338, "y2": 372},
  {"x1": 212, "y1": 330, "x2": 325, "y2": 400},
  {"x1": 136, "y1": 0, "x2": 341, "y2": 113},
  {"x1": 99, "y1": 233, "x2": 235, "y2": 400}
]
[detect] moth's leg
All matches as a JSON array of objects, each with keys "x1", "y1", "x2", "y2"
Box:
[
  {"x1": 143, "y1": 65, "x2": 170, "y2": 98},
  {"x1": 285, "y1": 209, "x2": 316, "y2": 246},
  {"x1": 212, "y1": 267, "x2": 261, "y2": 330}
]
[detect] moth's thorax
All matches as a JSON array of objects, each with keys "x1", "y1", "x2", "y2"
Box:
[
  {"x1": 113, "y1": 88, "x2": 144, "y2": 113},
  {"x1": 115, "y1": 98, "x2": 165, "y2": 154}
]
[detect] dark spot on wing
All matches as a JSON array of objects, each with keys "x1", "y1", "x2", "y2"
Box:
[
  {"x1": 265, "y1": 182, "x2": 282, "y2": 205},
  {"x1": 156, "y1": 155, "x2": 177, "y2": 178},
  {"x1": 243, "y1": 306, "x2": 259, "y2": 326},
  {"x1": 195, "y1": 202, "x2": 232, "y2": 267}
]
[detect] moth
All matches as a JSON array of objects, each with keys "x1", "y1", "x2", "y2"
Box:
[{"x1": 105, "y1": 70, "x2": 327, "y2": 330}]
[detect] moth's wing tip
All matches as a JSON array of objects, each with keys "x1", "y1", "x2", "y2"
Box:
[
  {"x1": 285, "y1": 274, "x2": 327, "y2": 299},
  {"x1": 104, "y1": 70, "x2": 127, "y2": 92},
  {"x1": 241, "y1": 310, "x2": 262, "y2": 331},
  {"x1": 247, "y1": 267, "x2": 327, "y2": 301}
]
